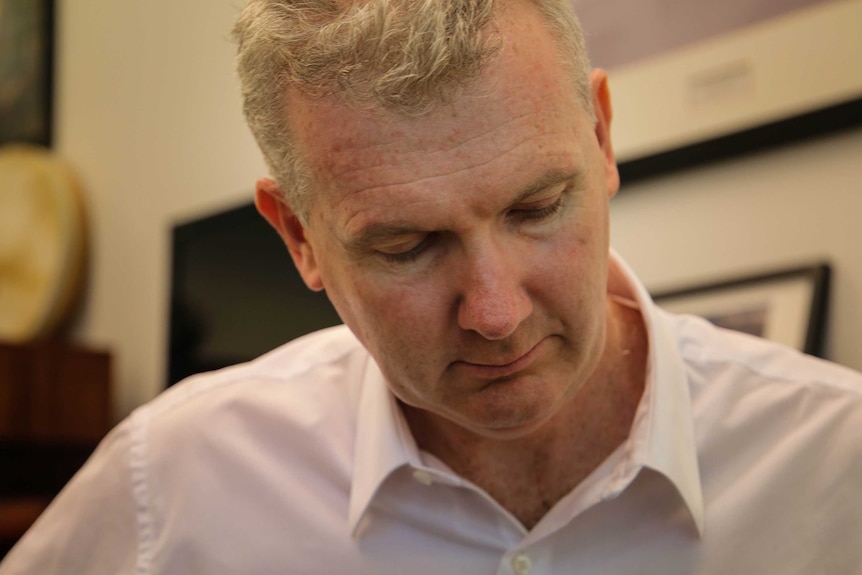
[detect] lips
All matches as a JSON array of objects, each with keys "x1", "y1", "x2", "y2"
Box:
[{"x1": 454, "y1": 339, "x2": 544, "y2": 379}]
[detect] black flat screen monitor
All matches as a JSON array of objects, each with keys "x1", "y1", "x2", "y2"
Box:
[{"x1": 167, "y1": 202, "x2": 342, "y2": 386}]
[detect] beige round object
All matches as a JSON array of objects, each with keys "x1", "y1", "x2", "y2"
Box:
[{"x1": 0, "y1": 145, "x2": 86, "y2": 342}]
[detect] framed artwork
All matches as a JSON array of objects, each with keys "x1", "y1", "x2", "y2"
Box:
[
  {"x1": 0, "y1": 0, "x2": 54, "y2": 147},
  {"x1": 574, "y1": 0, "x2": 862, "y2": 182},
  {"x1": 652, "y1": 263, "x2": 831, "y2": 356}
]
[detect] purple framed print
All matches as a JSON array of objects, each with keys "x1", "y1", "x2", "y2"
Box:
[{"x1": 652, "y1": 263, "x2": 831, "y2": 357}]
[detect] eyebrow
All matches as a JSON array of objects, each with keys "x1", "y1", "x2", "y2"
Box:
[{"x1": 342, "y1": 169, "x2": 581, "y2": 257}]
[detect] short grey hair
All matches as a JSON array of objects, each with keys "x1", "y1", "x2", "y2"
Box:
[{"x1": 233, "y1": 0, "x2": 592, "y2": 223}]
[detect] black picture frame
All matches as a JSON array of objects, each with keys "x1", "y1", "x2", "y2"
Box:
[
  {"x1": 581, "y1": 0, "x2": 862, "y2": 185},
  {"x1": 652, "y1": 263, "x2": 831, "y2": 357},
  {"x1": 0, "y1": 0, "x2": 55, "y2": 147},
  {"x1": 166, "y1": 202, "x2": 343, "y2": 387},
  {"x1": 618, "y1": 97, "x2": 862, "y2": 185}
]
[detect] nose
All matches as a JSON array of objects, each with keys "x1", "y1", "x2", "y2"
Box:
[{"x1": 456, "y1": 244, "x2": 533, "y2": 340}]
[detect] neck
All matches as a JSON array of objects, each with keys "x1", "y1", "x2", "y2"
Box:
[{"x1": 403, "y1": 296, "x2": 647, "y2": 529}]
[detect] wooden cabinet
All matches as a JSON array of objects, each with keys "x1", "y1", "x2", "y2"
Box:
[{"x1": 0, "y1": 342, "x2": 112, "y2": 558}]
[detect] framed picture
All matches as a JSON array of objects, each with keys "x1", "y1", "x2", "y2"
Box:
[
  {"x1": 652, "y1": 263, "x2": 831, "y2": 356},
  {"x1": 0, "y1": 0, "x2": 54, "y2": 147},
  {"x1": 574, "y1": 0, "x2": 862, "y2": 182}
]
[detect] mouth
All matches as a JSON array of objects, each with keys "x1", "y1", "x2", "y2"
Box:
[{"x1": 454, "y1": 340, "x2": 544, "y2": 379}]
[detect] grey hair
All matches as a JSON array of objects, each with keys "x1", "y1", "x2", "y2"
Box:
[{"x1": 233, "y1": 0, "x2": 592, "y2": 223}]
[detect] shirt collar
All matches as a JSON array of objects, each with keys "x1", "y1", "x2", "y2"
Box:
[
  {"x1": 608, "y1": 249, "x2": 705, "y2": 535},
  {"x1": 349, "y1": 356, "x2": 419, "y2": 536},
  {"x1": 348, "y1": 250, "x2": 704, "y2": 537}
]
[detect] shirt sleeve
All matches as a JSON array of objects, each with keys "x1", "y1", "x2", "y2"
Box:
[{"x1": 0, "y1": 419, "x2": 143, "y2": 575}]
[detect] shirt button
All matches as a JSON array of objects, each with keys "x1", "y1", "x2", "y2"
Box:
[
  {"x1": 512, "y1": 553, "x2": 532, "y2": 575},
  {"x1": 412, "y1": 469, "x2": 434, "y2": 486}
]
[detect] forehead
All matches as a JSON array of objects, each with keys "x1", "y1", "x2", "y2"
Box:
[{"x1": 286, "y1": 1, "x2": 592, "y2": 233}]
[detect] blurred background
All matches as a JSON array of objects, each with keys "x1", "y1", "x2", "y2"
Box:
[{"x1": 1, "y1": 0, "x2": 860, "y2": 420}]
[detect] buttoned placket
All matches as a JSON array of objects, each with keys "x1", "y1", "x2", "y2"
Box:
[
  {"x1": 407, "y1": 464, "x2": 554, "y2": 575},
  {"x1": 496, "y1": 545, "x2": 553, "y2": 575}
]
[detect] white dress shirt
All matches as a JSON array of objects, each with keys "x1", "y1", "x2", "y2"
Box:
[{"x1": 3, "y1": 252, "x2": 861, "y2": 574}]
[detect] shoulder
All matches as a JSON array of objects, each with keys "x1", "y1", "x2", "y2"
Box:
[
  {"x1": 129, "y1": 325, "x2": 371, "y2": 474},
  {"x1": 145, "y1": 325, "x2": 366, "y2": 420},
  {"x1": 660, "y1": 309, "x2": 862, "y2": 397},
  {"x1": 658, "y1": 309, "x2": 862, "y2": 464},
  {"x1": 114, "y1": 326, "x2": 372, "y2": 541},
  {"x1": 656, "y1": 311, "x2": 862, "y2": 567},
  {"x1": 1, "y1": 327, "x2": 373, "y2": 572},
  {"x1": 659, "y1": 309, "x2": 862, "y2": 476}
]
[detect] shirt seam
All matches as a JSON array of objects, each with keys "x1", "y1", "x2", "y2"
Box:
[
  {"x1": 130, "y1": 409, "x2": 154, "y2": 575},
  {"x1": 681, "y1": 351, "x2": 862, "y2": 397},
  {"x1": 670, "y1": 314, "x2": 862, "y2": 395},
  {"x1": 150, "y1": 334, "x2": 360, "y2": 422}
]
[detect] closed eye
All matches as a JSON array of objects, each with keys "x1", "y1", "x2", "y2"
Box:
[
  {"x1": 378, "y1": 233, "x2": 436, "y2": 264},
  {"x1": 509, "y1": 193, "x2": 565, "y2": 223}
]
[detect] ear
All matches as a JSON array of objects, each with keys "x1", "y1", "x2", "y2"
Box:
[
  {"x1": 589, "y1": 69, "x2": 620, "y2": 199},
  {"x1": 255, "y1": 178, "x2": 325, "y2": 291}
]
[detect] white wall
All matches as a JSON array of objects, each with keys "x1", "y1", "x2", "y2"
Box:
[
  {"x1": 54, "y1": 2, "x2": 861, "y2": 419},
  {"x1": 56, "y1": 1, "x2": 266, "y2": 417},
  {"x1": 610, "y1": 126, "x2": 862, "y2": 371}
]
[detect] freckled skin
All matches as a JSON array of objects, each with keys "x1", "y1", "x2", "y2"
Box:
[
  {"x1": 257, "y1": 0, "x2": 641, "y2": 527},
  {"x1": 266, "y1": 1, "x2": 619, "y2": 437}
]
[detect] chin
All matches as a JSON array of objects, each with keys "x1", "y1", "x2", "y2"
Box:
[
  {"x1": 452, "y1": 397, "x2": 562, "y2": 441},
  {"x1": 458, "y1": 413, "x2": 558, "y2": 442}
]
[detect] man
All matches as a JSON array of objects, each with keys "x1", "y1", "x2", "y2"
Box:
[{"x1": 3, "y1": 0, "x2": 861, "y2": 573}]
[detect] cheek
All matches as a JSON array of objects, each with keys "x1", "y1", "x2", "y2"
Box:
[
  {"x1": 529, "y1": 217, "x2": 609, "y2": 334},
  {"x1": 540, "y1": 218, "x2": 607, "y2": 286},
  {"x1": 344, "y1": 279, "x2": 451, "y2": 404},
  {"x1": 364, "y1": 279, "x2": 446, "y2": 342},
  {"x1": 327, "y1": 268, "x2": 446, "y2": 353}
]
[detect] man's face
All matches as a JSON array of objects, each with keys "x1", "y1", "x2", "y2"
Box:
[{"x1": 261, "y1": 1, "x2": 619, "y2": 440}]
